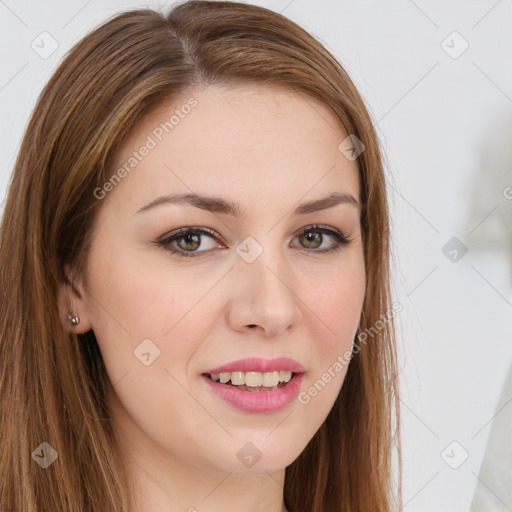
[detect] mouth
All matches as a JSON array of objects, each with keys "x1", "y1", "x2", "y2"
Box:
[
  {"x1": 202, "y1": 357, "x2": 305, "y2": 413},
  {"x1": 201, "y1": 358, "x2": 305, "y2": 413},
  {"x1": 204, "y1": 370, "x2": 294, "y2": 392}
]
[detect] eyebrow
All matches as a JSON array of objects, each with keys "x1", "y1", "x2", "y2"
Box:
[{"x1": 135, "y1": 191, "x2": 360, "y2": 217}]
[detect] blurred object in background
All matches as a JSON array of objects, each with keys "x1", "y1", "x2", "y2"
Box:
[
  {"x1": 467, "y1": 115, "x2": 512, "y2": 276},
  {"x1": 471, "y1": 363, "x2": 512, "y2": 511}
]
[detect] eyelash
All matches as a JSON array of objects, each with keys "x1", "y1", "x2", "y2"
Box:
[{"x1": 156, "y1": 224, "x2": 352, "y2": 258}]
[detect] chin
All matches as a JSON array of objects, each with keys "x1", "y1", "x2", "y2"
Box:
[{"x1": 200, "y1": 432, "x2": 307, "y2": 476}]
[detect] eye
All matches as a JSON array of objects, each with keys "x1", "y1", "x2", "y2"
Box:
[
  {"x1": 157, "y1": 224, "x2": 351, "y2": 258},
  {"x1": 157, "y1": 227, "x2": 225, "y2": 258},
  {"x1": 292, "y1": 225, "x2": 351, "y2": 253}
]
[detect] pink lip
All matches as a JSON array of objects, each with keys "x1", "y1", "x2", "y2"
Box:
[
  {"x1": 204, "y1": 357, "x2": 305, "y2": 374},
  {"x1": 202, "y1": 372, "x2": 305, "y2": 413}
]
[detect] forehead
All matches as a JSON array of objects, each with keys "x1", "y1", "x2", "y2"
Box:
[{"x1": 105, "y1": 84, "x2": 361, "y2": 212}]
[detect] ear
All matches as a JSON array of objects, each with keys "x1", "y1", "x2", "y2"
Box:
[{"x1": 57, "y1": 264, "x2": 93, "y2": 334}]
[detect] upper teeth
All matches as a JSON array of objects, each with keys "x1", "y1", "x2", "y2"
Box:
[{"x1": 210, "y1": 370, "x2": 293, "y2": 387}]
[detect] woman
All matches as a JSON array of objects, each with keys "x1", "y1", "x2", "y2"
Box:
[{"x1": 0, "y1": 1, "x2": 401, "y2": 511}]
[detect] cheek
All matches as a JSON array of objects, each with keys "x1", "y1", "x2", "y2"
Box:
[
  {"x1": 306, "y1": 260, "x2": 365, "y2": 347},
  {"x1": 83, "y1": 253, "x2": 220, "y2": 455},
  {"x1": 85, "y1": 247, "x2": 229, "y2": 390},
  {"x1": 88, "y1": 246, "x2": 218, "y2": 339},
  {"x1": 296, "y1": 256, "x2": 365, "y2": 413}
]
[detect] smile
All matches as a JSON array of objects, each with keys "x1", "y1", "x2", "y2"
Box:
[{"x1": 202, "y1": 357, "x2": 305, "y2": 413}]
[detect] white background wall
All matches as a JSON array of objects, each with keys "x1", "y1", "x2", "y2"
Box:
[{"x1": 1, "y1": 1, "x2": 511, "y2": 510}]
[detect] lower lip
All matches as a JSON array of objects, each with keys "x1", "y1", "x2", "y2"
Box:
[{"x1": 202, "y1": 373, "x2": 305, "y2": 413}]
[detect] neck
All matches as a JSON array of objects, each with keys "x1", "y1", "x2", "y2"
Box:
[{"x1": 131, "y1": 462, "x2": 288, "y2": 512}]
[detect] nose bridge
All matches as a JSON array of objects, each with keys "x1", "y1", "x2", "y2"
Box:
[
  {"x1": 228, "y1": 236, "x2": 302, "y2": 336},
  {"x1": 249, "y1": 252, "x2": 292, "y2": 307}
]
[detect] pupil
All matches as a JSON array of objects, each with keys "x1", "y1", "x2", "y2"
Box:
[
  {"x1": 179, "y1": 233, "x2": 200, "y2": 250},
  {"x1": 302, "y1": 231, "x2": 321, "y2": 248}
]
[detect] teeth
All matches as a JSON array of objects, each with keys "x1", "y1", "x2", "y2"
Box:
[
  {"x1": 231, "y1": 371, "x2": 245, "y2": 385},
  {"x1": 262, "y1": 371, "x2": 280, "y2": 387},
  {"x1": 280, "y1": 370, "x2": 292, "y2": 383},
  {"x1": 209, "y1": 370, "x2": 293, "y2": 386},
  {"x1": 245, "y1": 372, "x2": 262, "y2": 387}
]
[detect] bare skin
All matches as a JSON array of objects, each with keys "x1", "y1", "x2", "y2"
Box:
[{"x1": 59, "y1": 83, "x2": 365, "y2": 512}]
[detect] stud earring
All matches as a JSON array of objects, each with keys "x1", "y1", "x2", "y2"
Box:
[{"x1": 66, "y1": 311, "x2": 80, "y2": 326}]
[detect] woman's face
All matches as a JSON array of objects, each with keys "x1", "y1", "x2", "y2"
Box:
[{"x1": 68, "y1": 84, "x2": 365, "y2": 479}]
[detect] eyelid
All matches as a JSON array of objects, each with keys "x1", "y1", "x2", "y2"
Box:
[
  {"x1": 295, "y1": 224, "x2": 349, "y2": 243},
  {"x1": 157, "y1": 226, "x2": 222, "y2": 245}
]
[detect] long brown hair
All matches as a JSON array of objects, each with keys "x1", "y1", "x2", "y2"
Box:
[{"x1": 0, "y1": 2, "x2": 400, "y2": 510}]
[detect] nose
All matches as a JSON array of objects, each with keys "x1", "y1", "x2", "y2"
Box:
[{"x1": 226, "y1": 250, "x2": 304, "y2": 337}]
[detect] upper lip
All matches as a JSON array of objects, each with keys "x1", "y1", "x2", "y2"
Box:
[{"x1": 204, "y1": 357, "x2": 306, "y2": 374}]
